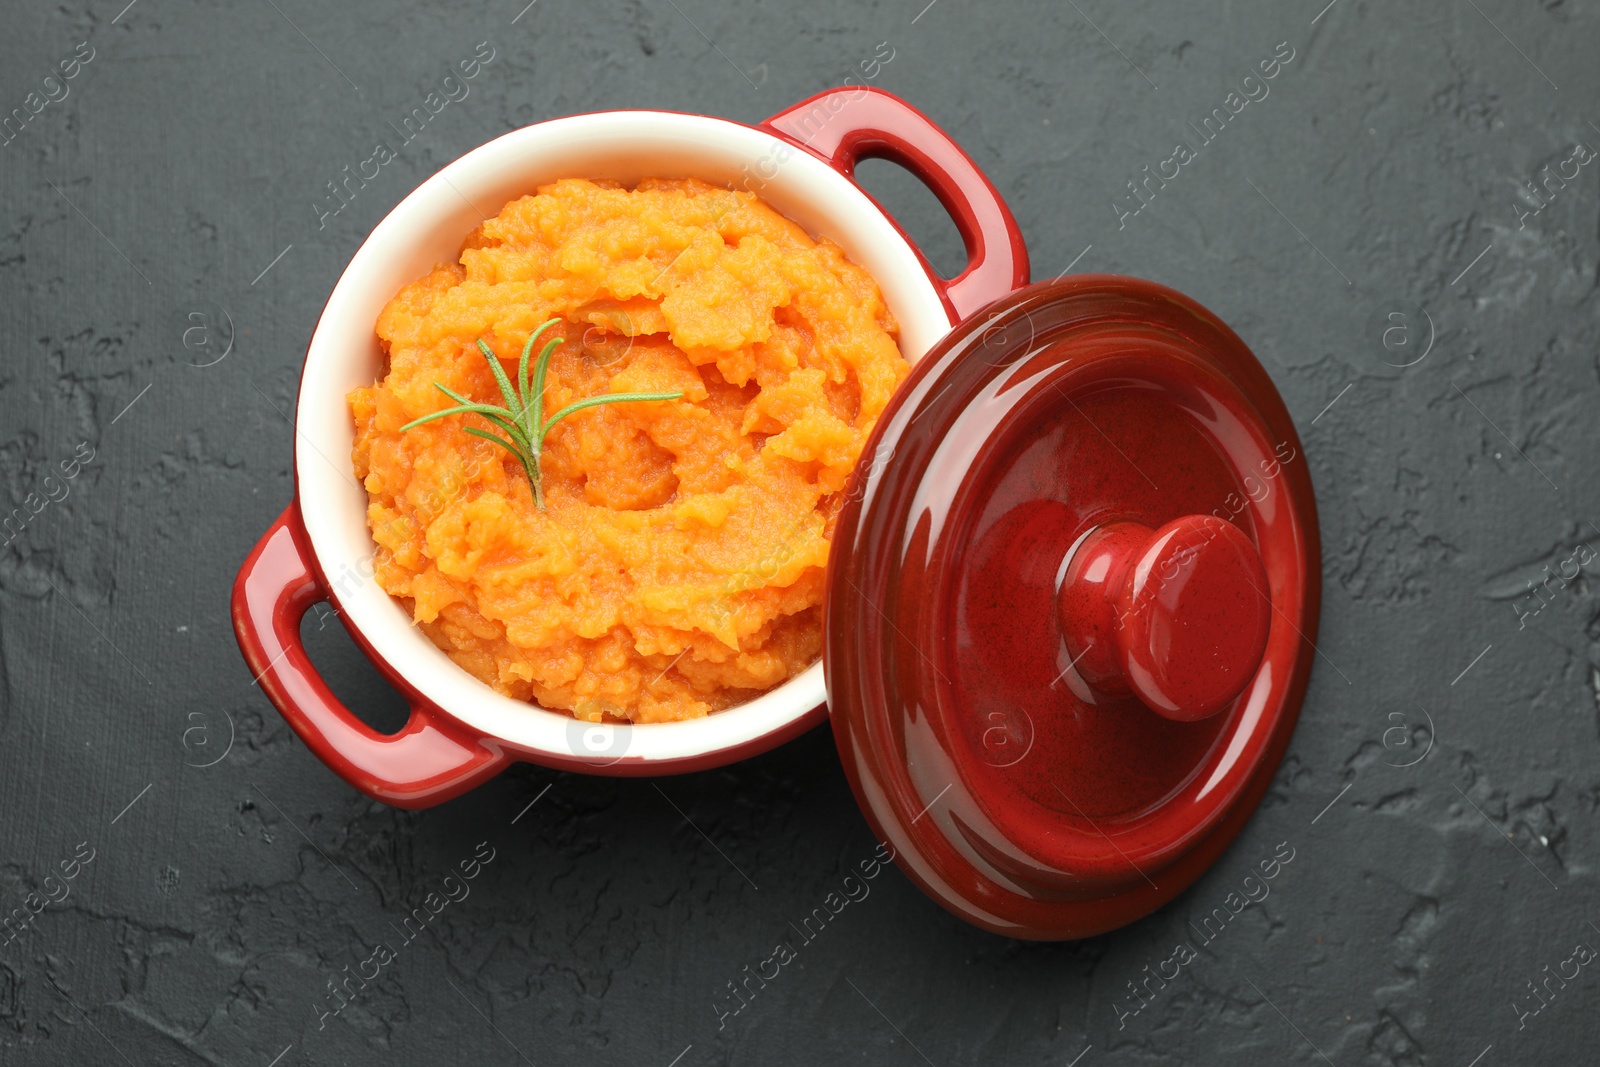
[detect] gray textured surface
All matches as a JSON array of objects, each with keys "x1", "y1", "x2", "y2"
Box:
[{"x1": 2, "y1": 0, "x2": 1598, "y2": 1064}]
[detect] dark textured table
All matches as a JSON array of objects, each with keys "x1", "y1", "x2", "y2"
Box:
[{"x1": 3, "y1": 1, "x2": 1598, "y2": 1063}]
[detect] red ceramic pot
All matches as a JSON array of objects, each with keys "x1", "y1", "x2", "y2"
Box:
[{"x1": 232, "y1": 88, "x2": 1028, "y2": 805}]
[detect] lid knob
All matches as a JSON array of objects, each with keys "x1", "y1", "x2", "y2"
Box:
[{"x1": 1057, "y1": 515, "x2": 1271, "y2": 722}]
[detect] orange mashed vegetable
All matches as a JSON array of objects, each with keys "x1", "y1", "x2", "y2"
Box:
[{"x1": 350, "y1": 177, "x2": 908, "y2": 723}]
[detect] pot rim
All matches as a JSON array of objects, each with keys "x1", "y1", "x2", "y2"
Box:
[{"x1": 290, "y1": 106, "x2": 956, "y2": 767}]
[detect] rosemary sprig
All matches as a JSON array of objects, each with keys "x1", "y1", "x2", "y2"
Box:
[{"x1": 399, "y1": 318, "x2": 682, "y2": 508}]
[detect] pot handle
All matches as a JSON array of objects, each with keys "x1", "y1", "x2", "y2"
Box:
[
  {"x1": 231, "y1": 506, "x2": 509, "y2": 809},
  {"x1": 763, "y1": 86, "x2": 1030, "y2": 322}
]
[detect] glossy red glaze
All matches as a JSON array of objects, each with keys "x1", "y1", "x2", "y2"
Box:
[
  {"x1": 763, "y1": 87, "x2": 1029, "y2": 321},
  {"x1": 232, "y1": 88, "x2": 1031, "y2": 806},
  {"x1": 1059, "y1": 516, "x2": 1272, "y2": 722},
  {"x1": 231, "y1": 507, "x2": 509, "y2": 808},
  {"x1": 1055, "y1": 522, "x2": 1148, "y2": 696},
  {"x1": 825, "y1": 275, "x2": 1320, "y2": 939}
]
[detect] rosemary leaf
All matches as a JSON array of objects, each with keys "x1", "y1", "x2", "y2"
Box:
[{"x1": 397, "y1": 317, "x2": 684, "y2": 510}]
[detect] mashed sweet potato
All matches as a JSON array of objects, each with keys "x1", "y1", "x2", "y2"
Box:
[{"x1": 350, "y1": 177, "x2": 908, "y2": 723}]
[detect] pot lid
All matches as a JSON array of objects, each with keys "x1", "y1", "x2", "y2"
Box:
[{"x1": 824, "y1": 274, "x2": 1320, "y2": 940}]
